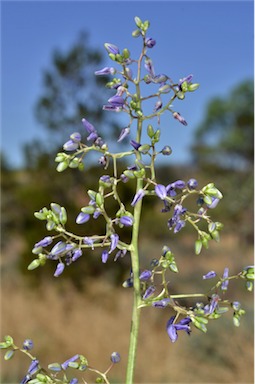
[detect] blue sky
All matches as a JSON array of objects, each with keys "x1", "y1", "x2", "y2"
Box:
[{"x1": 1, "y1": 0, "x2": 254, "y2": 168}]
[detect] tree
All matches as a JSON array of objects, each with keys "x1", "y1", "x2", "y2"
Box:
[
  {"x1": 191, "y1": 80, "x2": 254, "y2": 242},
  {"x1": 191, "y1": 80, "x2": 253, "y2": 171}
]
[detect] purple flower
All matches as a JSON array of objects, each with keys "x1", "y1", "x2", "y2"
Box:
[
  {"x1": 173, "y1": 112, "x2": 188, "y2": 126},
  {"x1": 154, "y1": 100, "x2": 162, "y2": 111},
  {"x1": 143, "y1": 285, "x2": 156, "y2": 299},
  {"x1": 102, "y1": 250, "x2": 109, "y2": 263},
  {"x1": 54, "y1": 262, "x2": 65, "y2": 277},
  {"x1": 221, "y1": 267, "x2": 229, "y2": 291},
  {"x1": 110, "y1": 352, "x2": 121, "y2": 364},
  {"x1": 114, "y1": 248, "x2": 127, "y2": 261},
  {"x1": 174, "y1": 220, "x2": 185, "y2": 233},
  {"x1": 204, "y1": 294, "x2": 220, "y2": 314},
  {"x1": 187, "y1": 178, "x2": 198, "y2": 190},
  {"x1": 203, "y1": 270, "x2": 217, "y2": 280},
  {"x1": 108, "y1": 95, "x2": 125, "y2": 107},
  {"x1": 109, "y1": 234, "x2": 119, "y2": 253},
  {"x1": 95, "y1": 67, "x2": 116, "y2": 75},
  {"x1": 166, "y1": 316, "x2": 191, "y2": 343},
  {"x1": 103, "y1": 104, "x2": 122, "y2": 112},
  {"x1": 70, "y1": 379, "x2": 78, "y2": 384},
  {"x1": 118, "y1": 127, "x2": 130, "y2": 142},
  {"x1": 120, "y1": 216, "x2": 133, "y2": 227},
  {"x1": 152, "y1": 298, "x2": 170, "y2": 308},
  {"x1": 61, "y1": 354, "x2": 79, "y2": 370},
  {"x1": 23, "y1": 339, "x2": 34, "y2": 351},
  {"x1": 172, "y1": 180, "x2": 186, "y2": 189},
  {"x1": 145, "y1": 37, "x2": 156, "y2": 48},
  {"x1": 139, "y1": 270, "x2": 152, "y2": 281},
  {"x1": 35, "y1": 236, "x2": 53, "y2": 248},
  {"x1": 177, "y1": 74, "x2": 193, "y2": 91},
  {"x1": 130, "y1": 140, "x2": 141, "y2": 150},
  {"x1": 76, "y1": 212, "x2": 90, "y2": 224},
  {"x1": 131, "y1": 189, "x2": 145, "y2": 206},
  {"x1": 104, "y1": 43, "x2": 120, "y2": 55},
  {"x1": 155, "y1": 184, "x2": 167, "y2": 200}
]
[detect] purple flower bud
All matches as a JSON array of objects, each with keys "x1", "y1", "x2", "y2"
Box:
[
  {"x1": 155, "y1": 184, "x2": 167, "y2": 200},
  {"x1": 152, "y1": 298, "x2": 170, "y2": 308},
  {"x1": 104, "y1": 43, "x2": 120, "y2": 55},
  {"x1": 131, "y1": 189, "x2": 145, "y2": 206},
  {"x1": 172, "y1": 180, "x2": 186, "y2": 189},
  {"x1": 61, "y1": 354, "x2": 79, "y2": 370},
  {"x1": 102, "y1": 250, "x2": 109, "y2": 263},
  {"x1": 76, "y1": 212, "x2": 90, "y2": 224},
  {"x1": 95, "y1": 67, "x2": 116, "y2": 75},
  {"x1": 103, "y1": 104, "x2": 122, "y2": 112},
  {"x1": 207, "y1": 197, "x2": 220, "y2": 209},
  {"x1": 70, "y1": 379, "x2": 78, "y2": 384},
  {"x1": 93, "y1": 210, "x2": 101, "y2": 219},
  {"x1": 145, "y1": 37, "x2": 156, "y2": 48},
  {"x1": 72, "y1": 249, "x2": 82, "y2": 262},
  {"x1": 98, "y1": 156, "x2": 107, "y2": 166},
  {"x1": 70, "y1": 132, "x2": 81, "y2": 142},
  {"x1": 174, "y1": 219, "x2": 185, "y2": 233},
  {"x1": 232, "y1": 301, "x2": 241, "y2": 311},
  {"x1": 130, "y1": 140, "x2": 141, "y2": 150},
  {"x1": 110, "y1": 352, "x2": 121, "y2": 364},
  {"x1": 63, "y1": 139, "x2": 79, "y2": 151},
  {"x1": 167, "y1": 322, "x2": 178, "y2": 343},
  {"x1": 187, "y1": 178, "x2": 198, "y2": 190},
  {"x1": 108, "y1": 95, "x2": 125, "y2": 107},
  {"x1": 174, "y1": 204, "x2": 183, "y2": 216},
  {"x1": 118, "y1": 127, "x2": 130, "y2": 142},
  {"x1": 23, "y1": 339, "x2": 34, "y2": 350},
  {"x1": 205, "y1": 294, "x2": 220, "y2": 314},
  {"x1": 83, "y1": 237, "x2": 94, "y2": 249},
  {"x1": 54, "y1": 262, "x2": 65, "y2": 277},
  {"x1": 87, "y1": 131, "x2": 98, "y2": 142},
  {"x1": 173, "y1": 112, "x2": 188, "y2": 126},
  {"x1": 120, "y1": 216, "x2": 133, "y2": 227},
  {"x1": 51, "y1": 241, "x2": 67, "y2": 256},
  {"x1": 109, "y1": 234, "x2": 119, "y2": 253},
  {"x1": 139, "y1": 270, "x2": 152, "y2": 281},
  {"x1": 82, "y1": 118, "x2": 96, "y2": 133},
  {"x1": 154, "y1": 100, "x2": 163, "y2": 111},
  {"x1": 203, "y1": 271, "x2": 217, "y2": 280},
  {"x1": 161, "y1": 146, "x2": 172, "y2": 156},
  {"x1": 221, "y1": 267, "x2": 229, "y2": 291},
  {"x1": 143, "y1": 285, "x2": 156, "y2": 299},
  {"x1": 152, "y1": 74, "x2": 168, "y2": 84},
  {"x1": 35, "y1": 236, "x2": 53, "y2": 248},
  {"x1": 144, "y1": 58, "x2": 155, "y2": 77},
  {"x1": 178, "y1": 74, "x2": 193, "y2": 91},
  {"x1": 114, "y1": 248, "x2": 127, "y2": 261},
  {"x1": 28, "y1": 359, "x2": 39, "y2": 375}
]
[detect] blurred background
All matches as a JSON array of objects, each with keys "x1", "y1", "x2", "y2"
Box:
[{"x1": 1, "y1": 1, "x2": 254, "y2": 383}]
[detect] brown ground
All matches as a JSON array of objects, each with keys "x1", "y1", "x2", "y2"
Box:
[{"x1": 0, "y1": 235, "x2": 254, "y2": 383}]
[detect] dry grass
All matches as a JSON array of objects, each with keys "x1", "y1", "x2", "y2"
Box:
[{"x1": 0, "y1": 235, "x2": 254, "y2": 383}]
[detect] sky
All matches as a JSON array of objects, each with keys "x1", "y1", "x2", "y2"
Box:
[{"x1": 1, "y1": 0, "x2": 254, "y2": 168}]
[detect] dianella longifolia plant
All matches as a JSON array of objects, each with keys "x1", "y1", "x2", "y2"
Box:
[{"x1": 1, "y1": 16, "x2": 254, "y2": 384}]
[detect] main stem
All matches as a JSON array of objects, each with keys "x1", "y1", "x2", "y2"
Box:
[{"x1": 125, "y1": 181, "x2": 143, "y2": 383}]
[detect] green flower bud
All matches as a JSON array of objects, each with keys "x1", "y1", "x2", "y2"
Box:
[
  {"x1": 158, "y1": 84, "x2": 171, "y2": 93},
  {"x1": 192, "y1": 319, "x2": 207, "y2": 333},
  {"x1": 56, "y1": 161, "x2": 69, "y2": 172},
  {"x1": 138, "y1": 144, "x2": 151, "y2": 154},
  {"x1": 142, "y1": 20, "x2": 150, "y2": 31},
  {"x1": 4, "y1": 350, "x2": 15, "y2": 360},
  {"x1": 81, "y1": 206, "x2": 96, "y2": 214},
  {"x1": 246, "y1": 281, "x2": 253, "y2": 291},
  {"x1": 108, "y1": 53, "x2": 116, "y2": 61},
  {"x1": 95, "y1": 193, "x2": 104, "y2": 208},
  {"x1": 55, "y1": 153, "x2": 67, "y2": 162},
  {"x1": 211, "y1": 230, "x2": 220, "y2": 242},
  {"x1": 233, "y1": 315, "x2": 240, "y2": 327},
  {"x1": 36, "y1": 373, "x2": 48, "y2": 382},
  {"x1": 147, "y1": 124, "x2": 155, "y2": 138},
  {"x1": 134, "y1": 168, "x2": 145, "y2": 178},
  {"x1": 188, "y1": 83, "x2": 200, "y2": 91},
  {"x1": 48, "y1": 363, "x2": 62, "y2": 372},
  {"x1": 169, "y1": 262, "x2": 178, "y2": 273},
  {"x1": 122, "y1": 48, "x2": 130, "y2": 59},
  {"x1": 69, "y1": 158, "x2": 80, "y2": 168},
  {"x1": 123, "y1": 170, "x2": 135, "y2": 179},
  {"x1": 68, "y1": 362, "x2": 79, "y2": 369},
  {"x1": 28, "y1": 259, "x2": 41, "y2": 270},
  {"x1": 59, "y1": 207, "x2": 67, "y2": 225},
  {"x1": 195, "y1": 239, "x2": 202, "y2": 255},
  {"x1": 176, "y1": 91, "x2": 185, "y2": 100},
  {"x1": 132, "y1": 29, "x2": 141, "y2": 37},
  {"x1": 134, "y1": 16, "x2": 142, "y2": 28}
]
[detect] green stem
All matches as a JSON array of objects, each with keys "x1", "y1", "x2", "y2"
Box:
[{"x1": 125, "y1": 178, "x2": 143, "y2": 384}]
